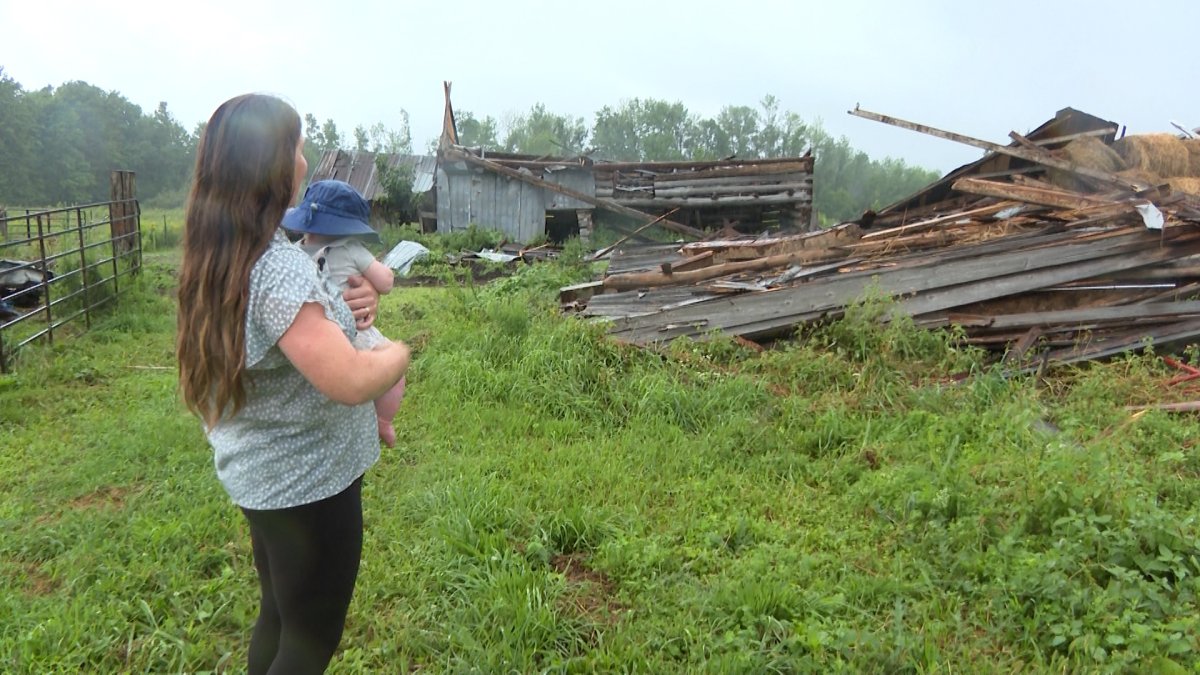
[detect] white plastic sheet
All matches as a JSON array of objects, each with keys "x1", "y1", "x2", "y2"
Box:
[
  {"x1": 381, "y1": 241, "x2": 431, "y2": 276},
  {"x1": 1135, "y1": 202, "x2": 1164, "y2": 230}
]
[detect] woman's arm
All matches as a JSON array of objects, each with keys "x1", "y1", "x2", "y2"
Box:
[
  {"x1": 277, "y1": 303, "x2": 409, "y2": 405},
  {"x1": 342, "y1": 276, "x2": 379, "y2": 330}
]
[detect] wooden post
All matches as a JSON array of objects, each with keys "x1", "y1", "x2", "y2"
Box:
[
  {"x1": 0, "y1": 207, "x2": 7, "y2": 241},
  {"x1": 109, "y1": 170, "x2": 138, "y2": 252}
]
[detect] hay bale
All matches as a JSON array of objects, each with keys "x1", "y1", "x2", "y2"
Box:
[
  {"x1": 1112, "y1": 134, "x2": 1189, "y2": 177},
  {"x1": 1063, "y1": 136, "x2": 1125, "y2": 173},
  {"x1": 1117, "y1": 168, "x2": 1163, "y2": 186},
  {"x1": 1047, "y1": 136, "x2": 1126, "y2": 191},
  {"x1": 1168, "y1": 177, "x2": 1200, "y2": 195},
  {"x1": 1185, "y1": 138, "x2": 1200, "y2": 177}
]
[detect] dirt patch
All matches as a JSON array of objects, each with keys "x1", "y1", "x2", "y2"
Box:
[
  {"x1": 68, "y1": 485, "x2": 129, "y2": 511},
  {"x1": 550, "y1": 552, "x2": 623, "y2": 627},
  {"x1": 8, "y1": 561, "x2": 60, "y2": 596}
]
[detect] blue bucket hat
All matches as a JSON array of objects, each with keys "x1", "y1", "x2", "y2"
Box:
[{"x1": 283, "y1": 180, "x2": 380, "y2": 242}]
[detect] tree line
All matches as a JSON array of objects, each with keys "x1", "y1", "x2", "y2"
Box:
[
  {"x1": 455, "y1": 95, "x2": 940, "y2": 223},
  {"x1": 0, "y1": 70, "x2": 939, "y2": 222}
]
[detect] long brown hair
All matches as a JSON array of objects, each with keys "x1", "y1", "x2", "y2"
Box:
[{"x1": 176, "y1": 94, "x2": 302, "y2": 425}]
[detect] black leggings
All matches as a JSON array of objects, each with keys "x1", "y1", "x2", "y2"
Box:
[{"x1": 240, "y1": 476, "x2": 363, "y2": 675}]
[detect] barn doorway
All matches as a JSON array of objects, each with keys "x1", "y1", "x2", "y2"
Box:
[{"x1": 544, "y1": 210, "x2": 580, "y2": 244}]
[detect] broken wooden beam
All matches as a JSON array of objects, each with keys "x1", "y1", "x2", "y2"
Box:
[
  {"x1": 587, "y1": 207, "x2": 680, "y2": 261},
  {"x1": 661, "y1": 251, "x2": 714, "y2": 274},
  {"x1": 951, "y1": 178, "x2": 1116, "y2": 211},
  {"x1": 848, "y1": 106, "x2": 1150, "y2": 191}
]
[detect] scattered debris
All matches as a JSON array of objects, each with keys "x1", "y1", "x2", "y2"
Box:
[
  {"x1": 381, "y1": 240, "x2": 431, "y2": 276},
  {"x1": 563, "y1": 107, "x2": 1200, "y2": 370}
]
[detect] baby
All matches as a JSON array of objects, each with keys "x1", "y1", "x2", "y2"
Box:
[{"x1": 283, "y1": 180, "x2": 406, "y2": 446}]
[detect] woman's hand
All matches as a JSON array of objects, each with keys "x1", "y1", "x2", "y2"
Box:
[{"x1": 343, "y1": 275, "x2": 379, "y2": 330}]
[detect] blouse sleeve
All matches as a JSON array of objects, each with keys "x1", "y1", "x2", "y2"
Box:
[{"x1": 244, "y1": 244, "x2": 330, "y2": 369}]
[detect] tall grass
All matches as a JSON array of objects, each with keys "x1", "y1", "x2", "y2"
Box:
[{"x1": 1, "y1": 250, "x2": 1197, "y2": 672}]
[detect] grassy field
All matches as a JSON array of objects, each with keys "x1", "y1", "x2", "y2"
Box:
[{"x1": 1, "y1": 242, "x2": 1199, "y2": 673}]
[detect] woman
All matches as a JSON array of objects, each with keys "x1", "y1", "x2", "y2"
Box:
[{"x1": 176, "y1": 93, "x2": 410, "y2": 674}]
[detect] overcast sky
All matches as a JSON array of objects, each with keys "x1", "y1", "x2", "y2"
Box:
[{"x1": 2, "y1": 0, "x2": 1196, "y2": 173}]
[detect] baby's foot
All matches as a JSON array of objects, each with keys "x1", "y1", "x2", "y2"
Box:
[{"x1": 378, "y1": 417, "x2": 396, "y2": 447}]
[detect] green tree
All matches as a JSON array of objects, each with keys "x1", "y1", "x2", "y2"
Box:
[
  {"x1": 0, "y1": 68, "x2": 39, "y2": 203},
  {"x1": 455, "y1": 110, "x2": 500, "y2": 149},
  {"x1": 304, "y1": 113, "x2": 321, "y2": 147},
  {"x1": 374, "y1": 156, "x2": 416, "y2": 223},
  {"x1": 319, "y1": 119, "x2": 341, "y2": 151},
  {"x1": 592, "y1": 98, "x2": 697, "y2": 161},
  {"x1": 30, "y1": 89, "x2": 93, "y2": 203},
  {"x1": 503, "y1": 103, "x2": 586, "y2": 156},
  {"x1": 367, "y1": 111, "x2": 413, "y2": 155}
]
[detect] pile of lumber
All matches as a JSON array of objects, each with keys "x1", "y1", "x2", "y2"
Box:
[{"x1": 562, "y1": 108, "x2": 1200, "y2": 369}]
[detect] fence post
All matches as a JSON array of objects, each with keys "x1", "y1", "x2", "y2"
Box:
[
  {"x1": 0, "y1": 207, "x2": 7, "y2": 241},
  {"x1": 77, "y1": 207, "x2": 91, "y2": 328},
  {"x1": 109, "y1": 170, "x2": 138, "y2": 253},
  {"x1": 35, "y1": 213, "x2": 52, "y2": 346}
]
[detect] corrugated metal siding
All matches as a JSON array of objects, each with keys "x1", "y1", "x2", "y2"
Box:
[{"x1": 310, "y1": 150, "x2": 436, "y2": 199}]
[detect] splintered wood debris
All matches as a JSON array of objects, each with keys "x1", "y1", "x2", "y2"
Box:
[{"x1": 561, "y1": 107, "x2": 1200, "y2": 368}]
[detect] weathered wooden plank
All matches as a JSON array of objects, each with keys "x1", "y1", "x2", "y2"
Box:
[
  {"x1": 610, "y1": 192, "x2": 812, "y2": 208},
  {"x1": 891, "y1": 238, "x2": 1200, "y2": 319},
  {"x1": 605, "y1": 244, "x2": 687, "y2": 275},
  {"x1": 593, "y1": 156, "x2": 813, "y2": 172},
  {"x1": 1030, "y1": 127, "x2": 1119, "y2": 146},
  {"x1": 662, "y1": 251, "x2": 714, "y2": 273},
  {"x1": 653, "y1": 182, "x2": 812, "y2": 199},
  {"x1": 583, "y1": 286, "x2": 719, "y2": 319},
  {"x1": 942, "y1": 301, "x2": 1200, "y2": 330},
  {"x1": 609, "y1": 231, "x2": 1200, "y2": 344},
  {"x1": 647, "y1": 163, "x2": 814, "y2": 182},
  {"x1": 649, "y1": 172, "x2": 811, "y2": 188},
  {"x1": 1027, "y1": 318, "x2": 1200, "y2": 371},
  {"x1": 951, "y1": 178, "x2": 1115, "y2": 211}
]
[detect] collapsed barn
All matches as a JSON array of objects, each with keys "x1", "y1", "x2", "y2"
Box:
[
  {"x1": 308, "y1": 86, "x2": 814, "y2": 245},
  {"x1": 563, "y1": 106, "x2": 1200, "y2": 370}
]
